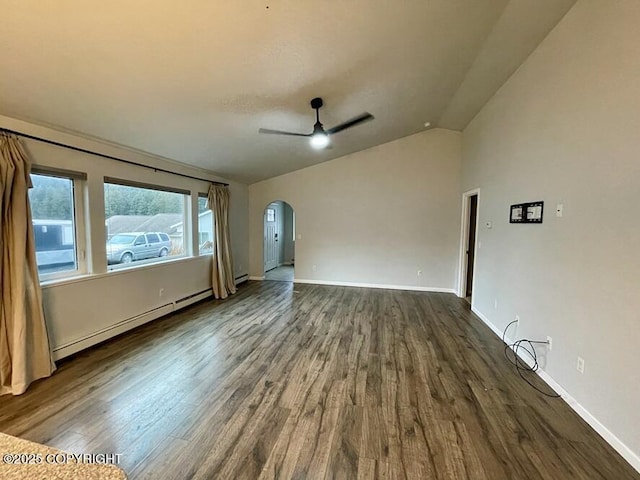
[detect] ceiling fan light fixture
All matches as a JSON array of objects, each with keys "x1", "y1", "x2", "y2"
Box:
[
  {"x1": 310, "y1": 132, "x2": 330, "y2": 149},
  {"x1": 259, "y1": 97, "x2": 374, "y2": 149}
]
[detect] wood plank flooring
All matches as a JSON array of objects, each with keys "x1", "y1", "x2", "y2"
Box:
[{"x1": 0, "y1": 281, "x2": 637, "y2": 479}]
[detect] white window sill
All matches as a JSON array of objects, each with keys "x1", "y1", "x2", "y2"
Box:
[{"x1": 40, "y1": 255, "x2": 213, "y2": 289}]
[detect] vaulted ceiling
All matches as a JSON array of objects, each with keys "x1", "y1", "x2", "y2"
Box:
[{"x1": 0, "y1": 1, "x2": 575, "y2": 183}]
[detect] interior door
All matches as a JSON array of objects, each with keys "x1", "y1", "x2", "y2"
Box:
[
  {"x1": 466, "y1": 195, "x2": 478, "y2": 297},
  {"x1": 264, "y1": 205, "x2": 278, "y2": 272}
]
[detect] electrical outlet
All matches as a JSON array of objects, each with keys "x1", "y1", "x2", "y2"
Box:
[
  {"x1": 494, "y1": 299, "x2": 498, "y2": 310},
  {"x1": 159, "y1": 288, "x2": 164, "y2": 297},
  {"x1": 417, "y1": 270, "x2": 422, "y2": 277},
  {"x1": 547, "y1": 336, "x2": 553, "y2": 350},
  {"x1": 312, "y1": 264, "x2": 317, "y2": 272},
  {"x1": 577, "y1": 356, "x2": 585, "y2": 373}
]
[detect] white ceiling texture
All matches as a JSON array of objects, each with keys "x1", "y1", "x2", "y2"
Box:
[{"x1": 0, "y1": 0, "x2": 576, "y2": 183}]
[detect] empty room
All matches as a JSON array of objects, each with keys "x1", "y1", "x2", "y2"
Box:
[{"x1": 1, "y1": 1, "x2": 639, "y2": 479}]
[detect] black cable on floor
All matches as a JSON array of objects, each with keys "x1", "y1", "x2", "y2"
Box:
[{"x1": 502, "y1": 320, "x2": 561, "y2": 398}]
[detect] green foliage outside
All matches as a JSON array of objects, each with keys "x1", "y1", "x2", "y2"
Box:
[
  {"x1": 29, "y1": 175, "x2": 73, "y2": 220},
  {"x1": 104, "y1": 184, "x2": 183, "y2": 217},
  {"x1": 29, "y1": 174, "x2": 210, "y2": 220}
]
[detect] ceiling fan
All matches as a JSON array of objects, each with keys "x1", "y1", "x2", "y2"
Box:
[{"x1": 259, "y1": 97, "x2": 374, "y2": 149}]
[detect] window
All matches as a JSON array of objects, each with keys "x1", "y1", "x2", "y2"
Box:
[
  {"x1": 29, "y1": 171, "x2": 86, "y2": 280},
  {"x1": 266, "y1": 208, "x2": 275, "y2": 222},
  {"x1": 104, "y1": 179, "x2": 188, "y2": 269},
  {"x1": 198, "y1": 195, "x2": 213, "y2": 254}
]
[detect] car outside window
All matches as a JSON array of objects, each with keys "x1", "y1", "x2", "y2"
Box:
[
  {"x1": 104, "y1": 180, "x2": 187, "y2": 269},
  {"x1": 110, "y1": 234, "x2": 136, "y2": 245}
]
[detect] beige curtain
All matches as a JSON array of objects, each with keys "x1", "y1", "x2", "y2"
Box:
[
  {"x1": 207, "y1": 184, "x2": 236, "y2": 299},
  {"x1": 0, "y1": 134, "x2": 56, "y2": 395}
]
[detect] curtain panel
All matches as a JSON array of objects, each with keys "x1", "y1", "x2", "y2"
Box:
[
  {"x1": 0, "y1": 134, "x2": 56, "y2": 395},
  {"x1": 207, "y1": 184, "x2": 236, "y2": 299}
]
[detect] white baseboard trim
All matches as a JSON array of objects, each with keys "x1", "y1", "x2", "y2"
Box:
[
  {"x1": 235, "y1": 274, "x2": 249, "y2": 285},
  {"x1": 471, "y1": 305, "x2": 505, "y2": 340},
  {"x1": 536, "y1": 369, "x2": 640, "y2": 473},
  {"x1": 53, "y1": 304, "x2": 175, "y2": 361},
  {"x1": 471, "y1": 305, "x2": 640, "y2": 474},
  {"x1": 174, "y1": 289, "x2": 212, "y2": 309},
  {"x1": 248, "y1": 276, "x2": 265, "y2": 281},
  {"x1": 294, "y1": 278, "x2": 455, "y2": 294},
  {"x1": 53, "y1": 288, "x2": 215, "y2": 361}
]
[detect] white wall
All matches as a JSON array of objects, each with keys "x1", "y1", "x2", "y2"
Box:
[
  {"x1": 249, "y1": 128, "x2": 462, "y2": 290},
  {"x1": 0, "y1": 115, "x2": 249, "y2": 357},
  {"x1": 273, "y1": 201, "x2": 285, "y2": 266},
  {"x1": 462, "y1": 0, "x2": 640, "y2": 467},
  {"x1": 282, "y1": 202, "x2": 295, "y2": 265}
]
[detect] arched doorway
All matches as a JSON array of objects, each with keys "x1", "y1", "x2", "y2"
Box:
[{"x1": 263, "y1": 200, "x2": 295, "y2": 282}]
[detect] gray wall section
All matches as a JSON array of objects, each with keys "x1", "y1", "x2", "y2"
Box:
[
  {"x1": 461, "y1": 0, "x2": 640, "y2": 465},
  {"x1": 283, "y1": 202, "x2": 295, "y2": 265}
]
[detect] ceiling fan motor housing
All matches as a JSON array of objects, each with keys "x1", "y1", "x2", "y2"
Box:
[
  {"x1": 310, "y1": 97, "x2": 324, "y2": 110},
  {"x1": 258, "y1": 96, "x2": 373, "y2": 142}
]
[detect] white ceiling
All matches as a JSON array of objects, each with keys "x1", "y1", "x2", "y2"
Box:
[{"x1": 0, "y1": 0, "x2": 576, "y2": 184}]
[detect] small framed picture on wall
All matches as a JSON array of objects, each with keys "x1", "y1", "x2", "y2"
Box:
[
  {"x1": 510, "y1": 201, "x2": 544, "y2": 224},
  {"x1": 510, "y1": 204, "x2": 524, "y2": 223}
]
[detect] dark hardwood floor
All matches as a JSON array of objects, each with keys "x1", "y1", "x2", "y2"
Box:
[{"x1": 0, "y1": 281, "x2": 637, "y2": 479}]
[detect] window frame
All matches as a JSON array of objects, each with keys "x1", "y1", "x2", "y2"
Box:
[
  {"x1": 197, "y1": 193, "x2": 214, "y2": 256},
  {"x1": 30, "y1": 168, "x2": 88, "y2": 283},
  {"x1": 104, "y1": 178, "x2": 190, "y2": 272}
]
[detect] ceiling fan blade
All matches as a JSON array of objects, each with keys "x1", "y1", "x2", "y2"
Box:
[
  {"x1": 326, "y1": 113, "x2": 374, "y2": 135},
  {"x1": 258, "y1": 128, "x2": 311, "y2": 137}
]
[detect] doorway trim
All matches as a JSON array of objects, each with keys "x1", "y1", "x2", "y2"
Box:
[
  {"x1": 263, "y1": 202, "x2": 280, "y2": 273},
  {"x1": 457, "y1": 188, "x2": 480, "y2": 300},
  {"x1": 262, "y1": 200, "x2": 296, "y2": 282}
]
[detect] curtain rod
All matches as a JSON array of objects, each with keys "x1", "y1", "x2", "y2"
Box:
[{"x1": 0, "y1": 127, "x2": 229, "y2": 187}]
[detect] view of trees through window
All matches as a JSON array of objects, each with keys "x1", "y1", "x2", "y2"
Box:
[
  {"x1": 104, "y1": 184, "x2": 183, "y2": 218},
  {"x1": 105, "y1": 183, "x2": 186, "y2": 268},
  {"x1": 28, "y1": 174, "x2": 211, "y2": 277},
  {"x1": 30, "y1": 174, "x2": 73, "y2": 221},
  {"x1": 29, "y1": 174, "x2": 77, "y2": 275}
]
